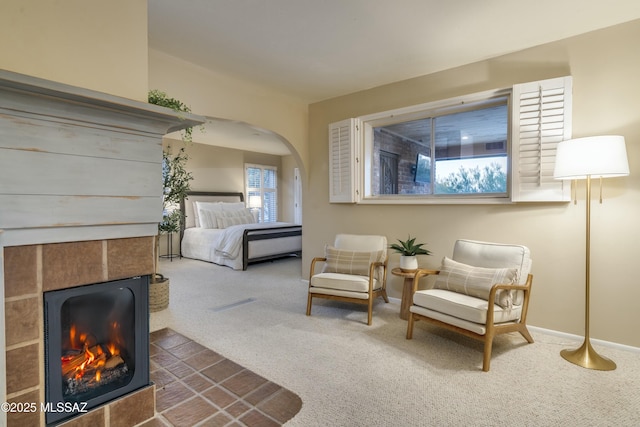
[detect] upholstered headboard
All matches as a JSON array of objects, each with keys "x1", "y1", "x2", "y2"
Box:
[{"x1": 181, "y1": 191, "x2": 244, "y2": 229}]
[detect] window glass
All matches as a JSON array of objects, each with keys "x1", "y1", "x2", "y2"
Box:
[
  {"x1": 433, "y1": 104, "x2": 508, "y2": 195},
  {"x1": 245, "y1": 164, "x2": 278, "y2": 222},
  {"x1": 368, "y1": 99, "x2": 508, "y2": 198}
]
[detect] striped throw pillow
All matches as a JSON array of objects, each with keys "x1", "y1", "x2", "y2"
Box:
[
  {"x1": 321, "y1": 245, "x2": 385, "y2": 276},
  {"x1": 433, "y1": 257, "x2": 518, "y2": 308}
]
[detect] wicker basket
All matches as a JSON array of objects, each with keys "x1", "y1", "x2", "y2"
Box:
[{"x1": 149, "y1": 276, "x2": 169, "y2": 312}]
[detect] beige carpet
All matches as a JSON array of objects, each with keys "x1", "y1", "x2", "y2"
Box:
[{"x1": 151, "y1": 256, "x2": 640, "y2": 426}]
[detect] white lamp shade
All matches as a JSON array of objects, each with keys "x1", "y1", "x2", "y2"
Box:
[
  {"x1": 553, "y1": 135, "x2": 630, "y2": 180},
  {"x1": 248, "y1": 195, "x2": 262, "y2": 208}
]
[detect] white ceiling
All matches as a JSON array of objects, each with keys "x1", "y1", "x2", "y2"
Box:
[{"x1": 149, "y1": 0, "x2": 640, "y2": 154}]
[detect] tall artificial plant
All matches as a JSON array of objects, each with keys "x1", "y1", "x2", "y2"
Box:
[{"x1": 148, "y1": 90, "x2": 195, "y2": 282}]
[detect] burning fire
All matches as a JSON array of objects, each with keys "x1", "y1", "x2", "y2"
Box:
[{"x1": 61, "y1": 323, "x2": 125, "y2": 385}]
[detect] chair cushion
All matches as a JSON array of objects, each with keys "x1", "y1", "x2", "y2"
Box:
[
  {"x1": 453, "y1": 239, "x2": 531, "y2": 284},
  {"x1": 334, "y1": 234, "x2": 387, "y2": 253},
  {"x1": 412, "y1": 289, "x2": 522, "y2": 327},
  {"x1": 433, "y1": 257, "x2": 517, "y2": 308},
  {"x1": 311, "y1": 272, "x2": 379, "y2": 293},
  {"x1": 321, "y1": 246, "x2": 384, "y2": 276}
]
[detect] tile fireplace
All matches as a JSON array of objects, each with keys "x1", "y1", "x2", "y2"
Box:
[
  {"x1": 5, "y1": 238, "x2": 156, "y2": 426},
  {"x1": 0, "y1": 70, "x2": 204, "y2": 426}
]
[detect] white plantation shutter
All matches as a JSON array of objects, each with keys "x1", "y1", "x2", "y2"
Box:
[
  {"x1": 329, "y1": 118, "x2": 360, "y2": 203},
  {"x1": 511, "y1": 76, "x2": 572, "y2": 202}
]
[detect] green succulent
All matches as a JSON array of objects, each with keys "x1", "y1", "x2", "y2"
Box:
[{"x1": 389, "y1": 235, "x2": 432, "y2": 256}]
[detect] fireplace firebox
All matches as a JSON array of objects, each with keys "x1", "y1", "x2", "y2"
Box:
[{"x1": 43, "y1": 276, "x2": 149, "y2": 425}]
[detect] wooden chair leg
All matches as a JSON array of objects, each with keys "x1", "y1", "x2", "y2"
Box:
[
  {"x1": 406, "y1": 313, "x2": 415, "y2": 339},
  {"x1": 519, "y1": 325, "x2": 534, "y2": 343},
  {"x1": 381, "y1": 289, "x2": 389, "y2": 303},
  {"x1": 367, "y1": 298, "x2": 373, "y2": 325},
  {"x1": 482, "y1": 334, "x2": 494, "y2": 372},
  {"x1": 306, "y1": 293, "x2": 313, "y2": 316}
]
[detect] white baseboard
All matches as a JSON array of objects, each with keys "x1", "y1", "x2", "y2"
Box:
[{"x1": 527, "y1": 325, "x2": 640, "y2": 353}]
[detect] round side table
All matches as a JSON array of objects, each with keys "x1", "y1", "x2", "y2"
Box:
[{"x1": 391, "y1": 267, "x2": 438, "y2": 320}]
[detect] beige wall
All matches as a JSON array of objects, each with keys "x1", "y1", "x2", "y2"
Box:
[
  {"x1": 0, "y1": 0, "x2": 148, "y2": 101},
  {"x1": 307, "y1": 20, "x2": 640, "y2": 347},
  {"x1": 148, "y1": 49, "x2": 309, "y2": 176}
]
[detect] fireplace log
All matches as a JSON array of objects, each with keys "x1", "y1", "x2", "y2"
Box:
[
  {"x1": 105, "y1": 355, "x2": 124, "y2": 369},
  {"x1": 61, "y1": 345, "x2": 104, "y2": 377}
]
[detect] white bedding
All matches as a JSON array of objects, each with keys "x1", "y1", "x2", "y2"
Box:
[{"x1": 181, "y1": 222, "x2": 300, "y2": 270}]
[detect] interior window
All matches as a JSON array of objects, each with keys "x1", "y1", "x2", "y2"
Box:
[
  {"x1": 369, "y1": 99, "x2": 508, "y2": 198},
  {"x1": 330, "y1": 76, "x2": 572, "y2": 204}
]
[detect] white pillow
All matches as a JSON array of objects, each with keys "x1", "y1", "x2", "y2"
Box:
[
  {"x1": 217, "y1": 210, "x2": 255, "y2": 228},
  {"x1": 196, "y1": 201, "x2": 223, "y2": 229},
  {"x1": 221, "y1": 202, "x2": 247, "y2": 212},
  {"x1": 192, "y1": 202, "x2": 201, "y2": 228}
]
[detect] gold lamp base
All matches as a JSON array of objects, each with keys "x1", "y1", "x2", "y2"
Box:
[{"x1": 561, "y1": 339, "x2": 616, "y2": 371}]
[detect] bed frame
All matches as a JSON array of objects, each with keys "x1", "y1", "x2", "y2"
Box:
[{"x1": 180, "y1": 191, "x2": 302, "y2": 270}]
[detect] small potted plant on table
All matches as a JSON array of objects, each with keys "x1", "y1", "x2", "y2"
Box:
[{"x1": 390, "y1": 235, "x2": 431, "y2": 272}]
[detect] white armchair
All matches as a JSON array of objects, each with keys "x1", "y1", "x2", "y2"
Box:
[
  {"x1": 306, "y1": 234, "x2": 389, "y2": 325},
  {"x1": 406, "y1": 239, "x2": 534, "y2": 371}
]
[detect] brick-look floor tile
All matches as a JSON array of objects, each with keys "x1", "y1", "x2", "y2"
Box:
[
  {"x1": 184, "y1": 348, "x2": 225, "y2": 371},
  {"x1": 201, "y1": 359, "x2": 244, "y2": 383},
  {"x1": 221, "y1": 369, "x2": 268, "y2": 398},
  {"x1": 240, "y1": 409, "x2": 280, "y2": 427},
  {"x1": 156, "y1": 381, "x2": 195, "y2": 412},
  {"x1": 166, "y1": 340, "x2": 208, "y2": 359},
  {"x1": 151, "y1": 348, "x2": 181, "y2": 368},
  {"x1": 182, "y1": 372, "x2": 215, "y2": 393},
  {"x1": 151, "y1": 368, "x2": 177, "y2": 388},
  {"x1": 198, "y1": 412, "x2": 233, "y2": 427},
  {"x1": 226, "y1": 400, "x2": 250, "y2": 418},
  {"x1": 165, "y1": 360, "x2": 196, "y2": 379},
  {"x1": 148, "y1": 329, "x2": 302, "y2": 426},
  {"x1": 150, "y1": 328, "x2": 176, "y2": 343},
  {"x1": 245, "y1": 382, "x2": 282, "y2": 406},
  {"x1": 162, "y1": 396, "x2": 218, "y2": 427},
  {"x1": 154, "y1": 332, "x2": 192, "y2": 350},
  {"x1": 202, "y1": 386, "x2": 237, "y2": 409},
  {"x1": 257, "y1": 389, "x2": 303, "y2": 423}
]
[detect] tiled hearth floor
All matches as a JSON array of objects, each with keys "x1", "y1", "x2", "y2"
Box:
[{"x1": 144, "y1": 328, "x2": 302, "y2": 427}]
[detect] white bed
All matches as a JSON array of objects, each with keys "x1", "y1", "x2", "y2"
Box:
[{"x1": 180, "y1": 192, "x2": 302, "y2": 270}]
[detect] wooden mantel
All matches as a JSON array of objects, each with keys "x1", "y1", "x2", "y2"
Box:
[{"x1": 0, "y1": 69, "x2": 205, "y2": 246}]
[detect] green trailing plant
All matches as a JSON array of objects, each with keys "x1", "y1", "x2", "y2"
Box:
[
  {"x1": 148, "y1": 90, "x2": 196, "y2": 283},
  {"x1": 148, "y1": 89, "x2": 193, "y2": 142},
  {"x1": 390, "y1": 235, "x2": 432, "y2": 256}
]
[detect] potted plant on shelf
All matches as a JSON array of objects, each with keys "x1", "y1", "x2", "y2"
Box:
[
  {"x1": 390, "y1": 235, "x2": 432, "y2": 272},
  {"x1": 148, "y1": 90, "x2": 195, "y2": 311}
]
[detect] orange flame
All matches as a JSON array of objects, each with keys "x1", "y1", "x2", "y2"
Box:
[{"x1": 62, "y1": 322, "x2": 125, "y2": 383}]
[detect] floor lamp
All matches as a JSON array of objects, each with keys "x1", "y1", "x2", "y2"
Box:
[{"x1": 553, "y1": 135, "x2": 629, "y2": 370}]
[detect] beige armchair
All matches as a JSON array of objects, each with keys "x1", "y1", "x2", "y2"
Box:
[
  {"x1": 307, "y1": 234, "x2": 389, "y2": 325},
  {"x1": 406, "y1": 239, "x2": 534, "y2": 371}
]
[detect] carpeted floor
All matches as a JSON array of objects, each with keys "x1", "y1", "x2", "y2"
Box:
[{"x1": 151, "y1": 256, "x2": 640, "y2": 426}]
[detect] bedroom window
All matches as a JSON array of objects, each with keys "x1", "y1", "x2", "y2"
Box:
[{"x1": 245, "y1": 164, "x2": 278, "y2": 222}]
